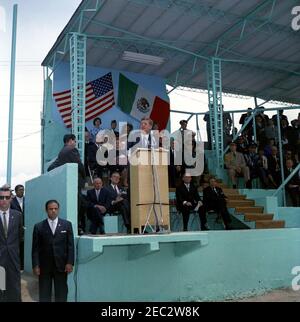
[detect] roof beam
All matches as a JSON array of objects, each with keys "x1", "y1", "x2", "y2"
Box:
[{"x1": 166, "y1": 0, "x2": 300, "y2": 93}]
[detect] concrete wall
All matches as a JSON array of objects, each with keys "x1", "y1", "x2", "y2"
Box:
[
  {"x1": 24, "y1": 163, "x2": 300, "y2": 302},
  {"x1": 277, "y1": 207, "x2": 300, "y2": 228},
  {"x1": 73, "y1": 229, "x2": 300, "y2": 301}
]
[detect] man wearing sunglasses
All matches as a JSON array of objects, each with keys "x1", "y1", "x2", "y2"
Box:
[{"x1": 0, "y1": 186, "x2": 23, "y2": 302}]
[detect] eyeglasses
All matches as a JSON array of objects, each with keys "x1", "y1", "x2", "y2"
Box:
[{"x1": 0, "y1": 196, "x2": 11, "y2": 200}]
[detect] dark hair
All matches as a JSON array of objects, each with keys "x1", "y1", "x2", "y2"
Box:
[
  {"x1": 14, "y1": 184, "x2": 24, "y2": 192},
  {"x1": 111, "y1": 120, "x2": 117, "y2": 124},
  {"x1": 110, "y1": 171, "x2": 120, "y2": 178},
  {"x1": 45, "y1": 200, "x2": 60, "y2": 210},
  {"x1": 180, "y1": 120, "x2": 188, "y2": 125},
  {"x1": 0, "y1": 187, "x2": 12, "y2": 195},
  {"x1": 93, "y1": 117, "x2": 102, "y2": 126},
  {"x1": 63, "y1": 134, "x2": 76, "y2": 144}
]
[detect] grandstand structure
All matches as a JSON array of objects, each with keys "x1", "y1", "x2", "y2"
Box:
[{"x1": 23, "y1": 0, "x2": 300, "y2": 301}]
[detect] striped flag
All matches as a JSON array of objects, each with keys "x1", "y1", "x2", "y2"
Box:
[
  {"x1": 53, "y1": 72, "x2": 115, "y2": 128},
  {"x1": 118, "y1": 73, "x2": 170, "y2": 130}
]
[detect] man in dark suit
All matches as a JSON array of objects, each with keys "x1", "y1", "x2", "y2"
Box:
[
  {"x1": 48, "y1": 134, "x2": 86, "y2": 234},
  {"x1": 284, "y1": 159, "x2": 300, "y2": 207},
  {"x1": 0, "y1": 186, "x2": 23, "y2": 302},
  {"x1": 203, "y1": 178, "x2": 232, "y2": 230},
  {"x1": 176, "y1": 173, "x2": 208, "y2": 231},
  {"x1": 32, "y1": 200, "x2": 74, "y2": 302},
  {"x1": 105, "y1": 172, "x2": 131, "y2": 233},
  {"x1": 86, "y1": 178, "x2": 110, "y2": 234},
  {"x1": 10, "y1": 184, "x2": 25, "y2": 271},
  {"x1": 48, "y1": 134, "x2": 86, "y2": 189}
]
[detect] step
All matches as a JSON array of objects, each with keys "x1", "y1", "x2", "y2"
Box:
[
  {"x1": 255, "y1": 220, "x2": 285, "y2": 229},
  {"x1": 227, "y1": 200, "x2": 255, "y2": 208},
  {"x1": 235, "y1": 206, "x2": 264, "y2": 214},
  {"x1": 223, "y1": 188, "x2": 239, "y2": 194},
  {"x1": 226, "y1": 194, "x2": 246, "y2": 200},
  {"x1": 244, "y1": 214, "x2": 274, "y2": 222}
]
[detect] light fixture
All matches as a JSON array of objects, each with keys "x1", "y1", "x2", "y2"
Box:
[{"x1": 121, "y1": 51, "x2": 165, "y2": 66}]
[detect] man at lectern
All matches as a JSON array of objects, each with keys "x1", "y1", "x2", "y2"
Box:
[
  {"x1": 176, "y1": 173, "x2": 208, "y2": 231},
  {"x1": 128, "y1": 117, "x2": 157, "y2": 151}
]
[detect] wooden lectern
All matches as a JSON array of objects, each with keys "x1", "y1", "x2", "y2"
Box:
[{"x1": 129, "y1": 148, "x2": 170, "y2": 234}]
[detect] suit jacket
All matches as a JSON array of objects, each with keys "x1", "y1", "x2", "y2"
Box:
[
  {"x1": 86, "y1": 188, "x2": 110, "y2": 212},
  {"x1": 224, "y1": 151, "x2": 246, "y2": 169},
  {"x1": 10, "y1": 196, "x2": 24, "y2": 214},
  {"x1": 128, "y1": 132, "x2": 157, "y2": 150},
  {"x1": 203, "y1": 186, "x2": 226, "y2": 210},
  {"x1": 176, "y1": 183, "x2": 201, "y2": 212},
  {"x1": 32, "y1": 218, "x2": 74, "y2": 273},
  {"x1": 0, "y1": 209, "x2": 23, "y2": 271},
  {"x1": 47, "y1": 145, "x2": 86, "y2": 189},
  {"x1": 284, "y1": 167, "x2": 300, "y2": 187}
]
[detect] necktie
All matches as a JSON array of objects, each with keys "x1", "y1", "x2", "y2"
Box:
[
  {"x1": 2, "y1": 212, "x2": 8, "y2": 238},
  {"x1": 114, "y1": 185, "x2": 117, "y2": 194},
  {"x1": 96, "y1": 190, "x2": 99, "y2": 201},
  {"x1": 214, "y1": 188, "x2": 218, "y2": 195},
  {"x1": 50, "y1": 220, "x2": 55, "y2": 235}
]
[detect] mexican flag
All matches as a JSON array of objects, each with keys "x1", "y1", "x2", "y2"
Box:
[{"x1": 118, "y1": 73, "x2": 170, "y2": 130}]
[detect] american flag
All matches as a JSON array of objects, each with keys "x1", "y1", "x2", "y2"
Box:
[{"x1": 53, "y1": 72, "x2": 115, "y2": 128}]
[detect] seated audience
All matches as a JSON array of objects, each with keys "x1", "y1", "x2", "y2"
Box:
[
  {"x1": 203, "y1": 178, "x2": 232, "y2": 230},
  {"x1": 105, "y1": 172, "x2": 131, "y2": 233},
  {"x1": 176, "y1": 173, "x2": 208, "y2": 231},
  {"x1": 284, "y1": 159, "x2": 300, "y2": 207},
  {"x1": 224, "y1": 142, "x2": 251, "y2": 189},
  {"x1": 86, "y1": 177, "x2": 110, "y2": 234}
]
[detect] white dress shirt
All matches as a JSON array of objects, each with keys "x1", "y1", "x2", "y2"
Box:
[
  {"x1": 111, "y1": 184, "x2": 120, "y2": 195},
  {"x1": 16, "y1": 196, "x2": 23, "y2": 211},
  {"x1": 48, "y1": 217, "x2": 58, "y2": 235}
]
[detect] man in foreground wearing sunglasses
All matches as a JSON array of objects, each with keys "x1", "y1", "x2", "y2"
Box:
[{"x1": 0, "y1": 186, "x2": 23, "y2": 302}]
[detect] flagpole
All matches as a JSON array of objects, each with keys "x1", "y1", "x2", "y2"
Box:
[{"x1": 6, "y1": 4, "x2": 18, "y2": 185}]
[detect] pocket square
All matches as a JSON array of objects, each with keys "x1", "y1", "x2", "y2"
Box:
[{"x1": 60, "y1": 230, "x2": 67, "y2": 233}]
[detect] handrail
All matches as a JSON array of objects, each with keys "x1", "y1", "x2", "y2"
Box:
[
  {"x1": 272, "y1": 163, "x2": 300, "y2": 197},
  {"x1": 170, "y1": 105, "x2": 300, "y2": 116}
]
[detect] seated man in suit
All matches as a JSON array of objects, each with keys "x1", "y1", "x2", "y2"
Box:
[
  {"x1": 176, "y1": 173, "x2": 208, "y2": 231},
  {"x1": 32, "y1": 200, "x2": 74, "y2": 302},
  {"x1": 284, "y1": 159, "x2": 300, "y2": 207},
  {"x1": 203, "y1": 177, "x2": 232, "y2": 230},
  {"x1": 105, "y1": 172, "x2": 131, "y2": 233},
  {"x1": 224, "y1": 142, "x2": 251, "y2": 189},
  {"x1": 86, "y1": 177, "x2": 110, "y2": 234}
]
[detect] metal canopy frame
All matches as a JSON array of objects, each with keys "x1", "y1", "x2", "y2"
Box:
[{"x1": 42, "y1": 0, "x2": 300, "y2": 164}]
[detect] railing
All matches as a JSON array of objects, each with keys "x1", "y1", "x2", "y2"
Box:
[{"x1": 272, "y1": 163, "x2": 300, "y2": 207}]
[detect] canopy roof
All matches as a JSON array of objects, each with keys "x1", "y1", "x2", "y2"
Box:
[{"x1": 42, "y1": 0, "x2": 300, "y2": 104}]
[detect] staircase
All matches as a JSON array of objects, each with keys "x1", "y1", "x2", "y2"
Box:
[{"x1": 222, "y1": 186, "x2": 285, "y2": 229}]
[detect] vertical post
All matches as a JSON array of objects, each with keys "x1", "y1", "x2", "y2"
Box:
[
  {"x1": 277, "y1": 110, "x2": 286, "y2": 206},
  {"x1": 6, "y1": 4, "x2": 18, "y2": 185},
  {"x1": 253, "y1": 111, "x2": 257, "y2": 143},
  {"x1": 70, "y1": 33, "x2": 86, "y2": 161},
  {"x1": 206, "y1": 57, "x2": 223, "y2": 168},
  {"x1": 231, "y1": 112, "x2": 235, "y2": 137}
]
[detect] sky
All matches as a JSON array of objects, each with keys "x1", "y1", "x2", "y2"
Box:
[{"x1": 0, "y1": 0, "x2": 299, "y2": 189}]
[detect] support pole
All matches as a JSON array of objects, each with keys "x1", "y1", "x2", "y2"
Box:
[
  {"x1": 6, "y1": 4, "x2": 18, "y2": 185},
  {"x1": 206, "y1": 57, "x2": 223, "y2": 168},
  {"x1": 70, "y1": 33, "x2": 86, "y2": 161},
  {"x1": 277, "y1": 110, "x2": 286, "y2": 206}
]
